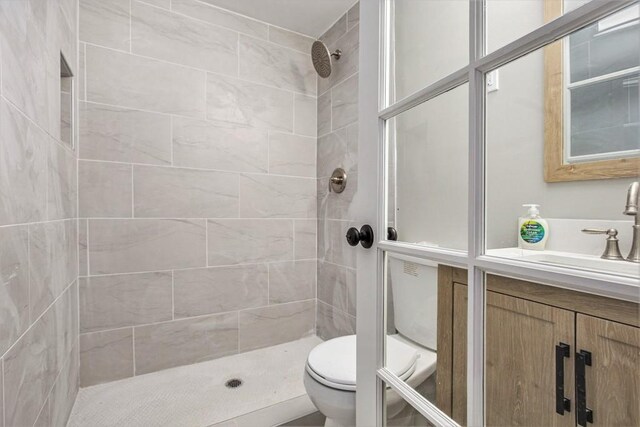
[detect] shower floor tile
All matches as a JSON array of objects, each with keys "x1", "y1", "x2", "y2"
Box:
[{"x1": 68, "y1": 335, "x2": 322, "y2": 427}]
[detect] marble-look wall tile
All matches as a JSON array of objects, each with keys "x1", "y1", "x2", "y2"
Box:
[
  {"x1": 171, "y1": 0, "x2": 268, "y2": 40},
  {"x1": 88, "y1": 219, "x2": 206, "y2": 274},
  {"x1": 239, "y1": 35, "x2": 316, "y2": 95},
  {"x1": 294, "y1": 94, "x2": 317, "y2": 137},
  {"x1": 320, "y1": 14, "x2": 347, "y2": 47},
  {"x1": 331, "y1": 73, "x2": 359, "y2": 130},
  {"x1": 86, "y1": 45, "x2": 207, "y2": 117},
  {"x1": 131, "y1": 1, "x2": 238, "y2": 76},
  {"x1": 79, "y1": 102, "x2": 172, "y2": 165},
  {"x1": 317, "y1": 125, "x2": 358, "y2": 178},
  {"x1": 80, "y1": 328, "x2": 134, "y2": 386},
  {"x1": 79, "y1": 219, "x2": 88, "y2": 276},
  {"x1": 173, "y1": 264, "x2": 268, "y2": 318},
  {"x1": 268, "y1": 26, "x2": 314, "y2": 54},
  {"x1": 78, "y1": 44, "x2": 86, "y2": 101},
  {"x1": 172, "y1": 117, "x2": 268, "y2": 173},
  {"x1": 294, "y1": 219, "x2": 317, "y2": 260},
  {"x1": 134, "y1": 312, "x2": 238, "y2": 374},
  {"x1": 79, "y1": 272, "x2": 172, "y2": 333},
  {"x1": 347, "y1": 2, "x2": 360, "y2": 30},
  {"x1": 0, "y1": 0, "x2": 56, "y2": 132},
  {"x1": 207, "y1": 219, "x2": 294, "y2": 266},
  {"x1": 50, "y1": 341, "x2": 79, "y2": 427},
  {"x1": 238, "y1": 300, "x2": 314, "y2": 352},
  {"x1": 239, "y1": 175, "x2": 316, "y2": 218},
  {"x1": 269, "y1": 133, "x2": 316, "y2": 178},
  {"x1": 133, "y1": 166, "x2": 239, "y2": 218},
  {"x1": 139, "y1": 0, "x2": 170, "y2": 9},
  {"x1": 316, "y1": 301, "x2": 355, "y2": 341},
  {"x1": 269, "y1": 260, "x2": 316, "y2": 304},
  {"x1": 317, "y1": 261, "x2": 356, "y2": 316},
  {"x1": 318, "y1": 172, "x2": 358, "y2": 221},
  {"x1": 48, "y1": 142, "x2": 77, "y2": 221},
  {"x1": 79, "y1": 0, "x2": 130, "y2": 51},
  {"x1": 318, "y1": 219, "x2": 357, "y2": 269},
  {"x1": 317, "y1": 91, "x2": 332, "y2": 137},
  {"x1": 29, "y1": 220, "x2": 78, "y2": 320},
  {"x1": 318, "y1": 23, "x2": 359, "y2": 95},
  {"x1": 0, "y1": 100, "x2": 48, "y2": 226},
  {"x1": 33, "y1": 396, "x2": 50, "y2": 427},
  {"x1": 79, "y1": 161, "x2": 132, "y2": 218},
  {"x1": 207, "y1": 73, "x2": 294, "y2": 132},
  {"x1": 0, "y1": 225, "x2": 29, "y2": 355}
]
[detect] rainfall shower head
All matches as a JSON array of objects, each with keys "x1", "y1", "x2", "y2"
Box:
[{"x1": 311, "y1": 40, "x2": 341, "y2": 78}]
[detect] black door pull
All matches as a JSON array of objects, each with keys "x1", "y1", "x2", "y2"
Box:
[
  {"x1": 576, "y1": 350, "x2": 593, "y2": 426},
  {"x1": 555, "y1": 343, "x2": 571, "y2": 415},
  {"x1": 346, "y1": 225, "x2": 374, "y2": 248}
]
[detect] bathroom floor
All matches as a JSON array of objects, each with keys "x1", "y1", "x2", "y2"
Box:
[{"x1": 68, "y1": 336, "x2": 323, "y2": 427}]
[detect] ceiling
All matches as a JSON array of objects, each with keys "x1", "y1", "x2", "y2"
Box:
[{"x1": 199, "y1": 0, "x2": 356, "y2": 37}]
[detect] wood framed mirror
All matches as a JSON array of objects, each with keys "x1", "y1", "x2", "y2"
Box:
[{"x1": 543, "y1": 0, "x2": 639, "y2": 182}]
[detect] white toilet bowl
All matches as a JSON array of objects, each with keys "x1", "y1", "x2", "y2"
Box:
[{"x1": 304, "y1": 334, "x2": 437, "y2": 427}]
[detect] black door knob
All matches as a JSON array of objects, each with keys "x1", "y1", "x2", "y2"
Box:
[
  {"x1": 346, "y1": 225, "x2": 374, "y2": 249},
  {"x1": 387, "y1": 227, "x2": 398, "y2": 241}
]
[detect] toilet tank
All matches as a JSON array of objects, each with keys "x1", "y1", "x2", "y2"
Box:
[{"x1": 388, "y1": 253, "x2": 438, "y2": 350}]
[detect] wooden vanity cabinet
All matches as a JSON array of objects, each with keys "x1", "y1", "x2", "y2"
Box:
[{"x1": 436, "y1": 267, "x2": 640, "y2": 427}]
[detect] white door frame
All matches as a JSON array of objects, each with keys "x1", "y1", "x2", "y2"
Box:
[{"x1": 356, "y1": 0, "x2": 639, "y2": 426}]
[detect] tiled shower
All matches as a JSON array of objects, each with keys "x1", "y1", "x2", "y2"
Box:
[{"x1": 0, "y1": 0, "x2": 359, "y2": 425}]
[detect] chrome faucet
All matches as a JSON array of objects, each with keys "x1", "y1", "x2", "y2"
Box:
[{"x1": 623, "y1": 181, "x2": 640, "y2": 263}]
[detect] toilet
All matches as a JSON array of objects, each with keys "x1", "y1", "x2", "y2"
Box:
[{"x1": 304, "y1": 254, "x2": 439, "y2": 427}]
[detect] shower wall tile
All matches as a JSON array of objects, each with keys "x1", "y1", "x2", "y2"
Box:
[
  {"x1": 317, "y1": 219, "x2": 357, "y2": 269},
  {"x1": 239, "y1": 35, "x2": 316, "y2": 95},
  {"x1": 0, "y1": 225, "x2": 30, "y2": 355},
  {"x1": 317, "y1": 91, "x2": 332, "y2": 137},
  {"x1": 50, "y1": 341, "x2": 79, "y2": 427},
  {"x1": 29, "y1": 220, "x2": 78, "y2": 320},
  {"x1": 207, "y1": 73, "x2": 294, "y2": 132},
  {"x1": 347, "y1": 3, "x2": 360, "y2": 30},
  {"x1": 294, "y1": 94, "x2": 317, "y2": 137},
  {"x1": 238, "y1": 300, "x2": 315, "y2": 352},
  {"x1": 86, "y1": 45, "x2": 207, "y2": 117},
  {"x1": 207, "y1": 219, "x2": 294, "y2": 266},
  {"x1": 317, "y1": 261, "x2": 356, "y2": 316},
  {"x1": 131, "y1": 1, "x2": 238, "y2": 76},
  {"x1": 318, "y1": 173, "x2": 359, "y2": 221},
  {"x1": 331, "y1": 73, "x2": 359, "y2": 130},
  {"x1": 171, "y1": 0, "x2": 269, "y2": 40},
  {"x1": 238, "y1": 175, "x2": 316, "y2": 218},
  {"x1": 88, "y1": 219, "x2": 207, "y2": 274},
  {"x1": 79, "y1": 272, "x2": 173, "y2": 333},
  {"x1": 268, "y1": 26, "x2": 314, "y2": 54},
  {"x1": 316, "y1": 301, "x2": 356, "y2": 341},
  {"x1": 269, "y1": 260, "x2": 316, "y2": 304},
  {"x1": 0, "y1": 100, "x2": 48, "y2": 226},
  {"x1": 269, "y1": 133, "x2": 316, "y2": 178},
  {"x1": 79, "y1": 102, "x2": 172, "y2": 165},
  {"x1": 79, "y1": 220, "x2": 89, "y2": 277},
  {"x1": 134, "y1": 312, "x2": 238, "y2": 374},
  {"x1": 319, "y1": 13, "x2": 347, "y2": 47},
  {"x1": 172, "y1": 117, "x2": 269, "y2": 173},
  {"x1": 34, "y1": 397, "x2": 50, "y2": 427},
  {"x1": 138, "y1": 0, "x2": 171, "y2": 10},
  {"x1": 79, "y1": 161, "x2": 133, "y2": 218},
  {"x1": 79, "y1": 0, "x2": 130, "y2": 51},
  {"x1": 173, "y1": 265, "x2": 268, "y2": 318},
  {"x1": 317, "y1": 125, "x2": 358, "y2": 178},
  {"x1": 294, "y1": 219, "x2": 317, "y2": 260},
  {"x1": 80, "y1": 328, "x2": 134, "y2": 386},
  {"x1": 318, "y1": 22, "x2": 359, "y2": 96},
  {"x1": 133, "y1": 165, "x2": 239, "y2": 218},
  {"x1": 48, "y1": 142, "x2": 78, "y2": 221}
]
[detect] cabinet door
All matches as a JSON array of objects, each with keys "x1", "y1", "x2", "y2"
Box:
[
  {"x1": 576, "y1": 314, "x2": 640, "y2": 427},
  {"x1": 452, "y1": 289, "x2": 576, "y2": 426}
]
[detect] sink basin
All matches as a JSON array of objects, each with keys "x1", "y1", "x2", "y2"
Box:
[{"x1": 488, "y1": 248, "x2": 640, "y2": 278}]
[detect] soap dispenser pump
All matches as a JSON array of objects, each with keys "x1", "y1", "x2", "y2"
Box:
[{"x1": 518, "y1": 204, "x2": 549, "y2": 250}]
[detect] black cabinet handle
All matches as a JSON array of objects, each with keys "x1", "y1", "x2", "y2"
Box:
[
  {"x1": 555, "y1": 343, "x2": 571, "y2": 415},
  {"x1": 576, "y1": 350, "x2": 594, "y2": 426},
  {"x1": 346, "y1": 225, "x2": 374, "y2": 249}
]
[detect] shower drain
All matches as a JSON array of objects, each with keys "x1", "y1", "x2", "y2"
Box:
[{"x1": 225, "y1": 378, "x2": 243, "y2": 389}]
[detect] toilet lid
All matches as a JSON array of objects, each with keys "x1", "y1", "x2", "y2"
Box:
[{"x1": 306, "y1": 335, "x2": 418, "y2": 391}]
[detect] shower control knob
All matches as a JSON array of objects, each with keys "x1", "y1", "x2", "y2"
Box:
[{"x1": 346, "y1": 225, "x2": 374, "y2": 249}]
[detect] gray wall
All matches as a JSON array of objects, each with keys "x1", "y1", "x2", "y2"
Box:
[
  {"x1": 78, "y1": 0, "x2": 318, "y2": 386},
  {"x1": 393, "y1": 0, "x2": 638, "y2": 252},
  {"x1": 316, "y1": 2, "x2": 360, "y2": 340},
  {"x1": 0, "y1": 0, "x2": 80, "y2": 425}
]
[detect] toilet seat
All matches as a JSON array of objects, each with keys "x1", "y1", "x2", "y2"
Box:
[{"x1": 305, "y1": 335, "x2": 419, "y2": 392}]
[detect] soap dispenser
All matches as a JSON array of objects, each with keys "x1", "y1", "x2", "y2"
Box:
[{"x1": 518, "y1": 204, "x2": 549, "y2": 250}]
